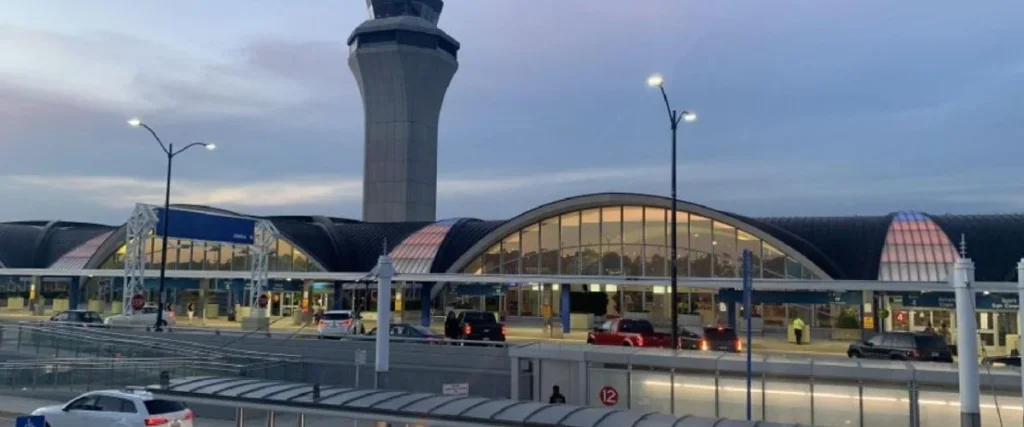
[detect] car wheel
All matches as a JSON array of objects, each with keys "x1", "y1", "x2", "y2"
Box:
[
  {"x1": 586, "y1": 338, "x2": 594, "y2": 345},
  {"x1": 848, "y1": 351, "x2": 861, "y2": 359},
  {"x1": 622, "y1": 342, "x2": 631, "y2": 347}
]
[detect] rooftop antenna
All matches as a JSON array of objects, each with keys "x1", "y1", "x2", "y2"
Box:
[{"x1": 959, "y1": 233, "x2": 967, "y2": 258}]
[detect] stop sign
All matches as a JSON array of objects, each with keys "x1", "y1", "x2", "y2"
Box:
[
  {"x1": 257, "y1": 294, "x2": 269, "y2": 308},
  {"x1": 598, "y1": 386, "x2": 619, "y2": 406},
  {"x1": 130, "y1": 294, "x2": 145, "y2": 311}
]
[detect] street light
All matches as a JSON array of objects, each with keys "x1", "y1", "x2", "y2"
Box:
[
  {"x1": 128, "y1": 118, "x2": 215, "y2": 331},
  {"x1": 646, "y1": 74, "x2": 697, "y2": 350}
]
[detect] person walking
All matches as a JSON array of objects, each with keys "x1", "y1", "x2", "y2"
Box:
[
  {"x1": 444, "y1": 311, "x2": 459, "y2": 340},
  {"x1": 549, "y1": 385, "x2": 566, "y2": 404},
  {"x1": 792, "y1": 316, "x2": 806, "y2": 345},
  {"x1": 186, "y1": 301, "x2": 195, "y2": 325}
]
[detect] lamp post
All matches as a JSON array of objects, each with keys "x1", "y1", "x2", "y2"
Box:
[
  {"x1": 647, "y1": 74, "x2": 697, "y2": 350},
  {"x1": 128, "y1": 118, "x2": 215, "y2": 331}
]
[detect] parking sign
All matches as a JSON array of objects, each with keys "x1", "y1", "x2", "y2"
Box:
[{"x1": 16, "y1": 415, "x2": 45, "y2": 427}]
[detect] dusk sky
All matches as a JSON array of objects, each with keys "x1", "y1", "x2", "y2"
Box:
[{"x1": 1, "y1": 1, "x2": 1022, "y2": 224}]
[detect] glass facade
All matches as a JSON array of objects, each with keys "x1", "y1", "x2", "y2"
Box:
[
  {"x1": 878, "y1": 212, "x2": 959, "y2": 282},
  {"x1": 460, "y1": 205, "x2": 821, "y2": 280},
  {"x1": 99, "y1": 236, "x2": 325, "y2": 273}
]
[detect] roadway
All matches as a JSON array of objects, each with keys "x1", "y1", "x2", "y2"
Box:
[{"x1": 0, "y1": 312, "x2": 853, "y2": 359}]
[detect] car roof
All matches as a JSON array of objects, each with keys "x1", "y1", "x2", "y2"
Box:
[
  {"x1": 84, "y1": 389, "x2": 153, "y2": 401},
  {"x1": 325, "y1": 310, "x2": 353, "y2": 314}
]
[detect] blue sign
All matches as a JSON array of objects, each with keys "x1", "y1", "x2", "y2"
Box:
[
  {"x1": 891, "y1": 292, "x2": 1018, "y2": 310},
  {"x1": 719, "y1": 289, "x2": 861, "y2": 305},
  {"x1": 453, "y1": 284, "x2": 507, "y2": 297},
  {"x1": 16, "y1": 415, "x2": 45, "y2": 427},
  {"x1": 155, "y1": 208, "x2": 256, "y2": 245}
]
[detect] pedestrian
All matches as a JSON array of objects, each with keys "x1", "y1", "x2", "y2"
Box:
[
  {"x1": 549, "y1": 385, "x2": 566, "y2": 404},
  {"x1": 939, "y1": 322, "x2": 951, "y2": 343},
  {"x1": 444, "y1": 311, "x2": 459, "y2": 339},
  {"x1": 792, "y1": 316, "x2": 806, "y2": 345},
  {"x1": 924, "y1": 322, "x2": 934, "y2": 334},
  {"x1": 186, "y1": 301, "x2": 195, "y2": 325}
]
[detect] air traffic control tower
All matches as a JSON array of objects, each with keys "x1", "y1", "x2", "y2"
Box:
[{"x1": 348, "y1": 0, "x2": 460, "y2": 223}]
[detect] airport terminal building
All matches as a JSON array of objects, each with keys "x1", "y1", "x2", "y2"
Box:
[{"x1": 2, "y1": 192, "x2": 1024, "y2": 350}]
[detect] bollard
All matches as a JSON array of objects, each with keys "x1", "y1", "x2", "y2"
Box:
[
  {"x1": 266, "y1": 410, "x2": 277, "y2": 427},
  {"x1": 235, "y1": 408, "x2": 245, "y2": 427},
  {"x1": 312, "y1": 383, "x2": 321, "y2": 401},
  {"x1": 296, "y1": 413, "x2": 305, "y2": 427}
]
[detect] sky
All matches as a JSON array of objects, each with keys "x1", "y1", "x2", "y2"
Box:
[{"x1": 1, "y1": 0, "x2": 1022, "y2": 225}]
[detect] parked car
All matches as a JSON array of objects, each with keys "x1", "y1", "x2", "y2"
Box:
[
  {"x1": 456, "y1": 311, "x2": 506, "y2": 342},
  {"x1": 368, "y1": 323, "x2": 447, "y2": 344},
  {"x1": 31, "y1": 389, "x2": 193, "y2": 427},
  {"x1": 847, "y1": 332, "x2": 953, "y2": 362},
  {"x1": 317, "y1": 310, "x2": 364, "y2": 339},
  {"x1": 103, "y1": 306, "x2": 176, "y2": 328},
  {"x1": 587, "y1": 318, "x2": 674, "y2": 348},
  {"x1": 49, "y1": 310, "x2": 106, "y2": 328}
]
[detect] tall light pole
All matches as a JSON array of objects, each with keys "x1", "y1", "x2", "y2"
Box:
[
  {"x1": 128, "y1": 118, "x2": 215, "y2": 331},
  {"x1": 647, "y1": 74, "x2": 697, "y2": 350}
]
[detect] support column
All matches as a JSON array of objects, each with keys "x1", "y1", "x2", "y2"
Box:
[
  {"x1": 333, "y1": 281, "x2": 343, "y2": 310},
  {"x1": 68, "y1": 277, "x2": 80, "y2": 310},
  {"x1": 421, "y1": 283, "x2": 434, "y2": 327},
  {"x1": 954, "y1": 258, "x2": 980, "y2": 427},
  {"x1": 375, "y1": 254, "x2": 394, "y2": 389},
  {"x1": 560, "y1": 283, "x2": 571, "y2": 333},
  {"x1": 542, "y1": 283, "x2": 553, "y2": 331},
  {"x1": 394, "y1": 282, "x2": 405, "y2": 324},
  {"x1": 1017, "y1": 260, "x2": 1024, "y2": 421},
  {"x1": 198, "y1": 279, "x2": 210, "y2": 323}
]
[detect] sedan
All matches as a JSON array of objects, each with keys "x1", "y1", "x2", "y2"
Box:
[{"x1": 369, "y1": 323, "x2": 447, "y2": 344}]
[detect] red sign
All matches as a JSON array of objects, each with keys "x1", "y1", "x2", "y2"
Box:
[
  {"x1": 130, "y1": 294, "x2": 146, "y2": 311},
  {"x1": 257, "y1": 294, "x2": 269, "y2": 309},
  {"x1": 598, "y1": 386, "x2": 619, "y2": 406}
]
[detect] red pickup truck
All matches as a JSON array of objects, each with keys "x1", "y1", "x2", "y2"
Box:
[{"x1": 586, "y1": 318, "x2": 674, "y2": 348}]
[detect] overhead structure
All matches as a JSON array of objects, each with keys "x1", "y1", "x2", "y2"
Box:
[
  {"x1": 349, "y1": 0, "x2": 460, "y2": 222},
  {"x1": 121, "y1": 204, "x2": 277, "y2": 316}
]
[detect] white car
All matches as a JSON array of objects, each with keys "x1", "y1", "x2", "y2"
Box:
[
  {"x1": 317, "y1": 310, "x2": 364, "y2": 339},
  {"x1": 104, "y1": 306, "x2": 177, "y2": 328},
  {"x1": 32, "y1": 389, "x2": 193, "y2": 427}
]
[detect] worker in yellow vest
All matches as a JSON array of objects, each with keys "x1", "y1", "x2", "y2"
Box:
[{"x1": 792, "y1": 317, "x2": 806, "y2": 345}]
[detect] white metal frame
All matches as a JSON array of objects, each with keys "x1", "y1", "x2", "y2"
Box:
[
  {"x1": 247, "y1": 220, "x2": 278, "y2": 316},
  {"x1": 120, "y1": 204, "x2": 278, "y2": 316},
  {"x1": 123, "y1": 204, "x2": 158, "y2": 315}
]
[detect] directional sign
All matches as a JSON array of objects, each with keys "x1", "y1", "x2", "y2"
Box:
[
  {"x1": 598, "y1": 386, "x2": 619, "y2": 406},
  {"x1": 355, "y1": 349, "x2": 367, "y2": 366},
  {"x1": 16, "y1": 415, "x2": 45, "y2": 427},
  {"x1": 154, "y1": 207, "x2": 256, "y2": 245},
  {"x1": 442, "y1": 383, "x2": 469, "y2": 396}
]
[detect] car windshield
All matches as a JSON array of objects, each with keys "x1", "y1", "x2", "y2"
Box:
[
  {"x1": 622, "y1": 320, "x2": 655, "y2": 334},
  {"x1": 704, "y1": 328, "x2": 738, "y2": 341},
  {"x1": 462, "y1": 312, "x2": 497, "y2": 324},
  {"x1": 914, "y1": 335, "x2": 948, "y2": 349},
  {"x1": 80, "y1": 312, "x2": 102, "y2": 322},
  {"x1": 323, "y1": 312, "x2": 352, "y2": 321},
  {"x1": 144, "y1": 399, "x2": 187, "y2": 415}
]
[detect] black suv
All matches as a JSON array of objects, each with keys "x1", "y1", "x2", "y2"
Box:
[
  {"x1": 456, "y1": 311, "x2": 506, "y2": 343},
  {"x1": 847, "y1": 332, "x2": 953, "y2": 363}
]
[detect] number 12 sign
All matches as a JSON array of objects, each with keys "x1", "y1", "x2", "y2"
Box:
[{"x1": 598, "y1": 386, "x2": 619, "y2": 406}]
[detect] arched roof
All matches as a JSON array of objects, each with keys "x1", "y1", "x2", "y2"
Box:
[
  {"x1": 930, "y1": 214, "x2": 1024, "y2": 282},
  {"x1": 445, "y1": 192, "x2": 833, "y2": 279},
  {"x1": 752, "y1": 215, "x2": 895, "y2": 280},
  {"x1": 0, "y1": 221, "x2": 115, "y2": 269}
]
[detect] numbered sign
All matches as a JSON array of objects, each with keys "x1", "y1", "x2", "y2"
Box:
[{"x1": 598, "y1": 386, "x2": 618, "y2": 406}]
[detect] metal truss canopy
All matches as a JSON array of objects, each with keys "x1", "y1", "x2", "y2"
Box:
[{"x1": 121, "y1": 204, "x2": 278, "y2": 316}]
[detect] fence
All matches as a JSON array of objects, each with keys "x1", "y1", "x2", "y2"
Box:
[
  {"x1": 2, "y1": 323, "x2": 523, "y2": 399},
  {"x1": 514, "y1": 343, "x2": 1024, "y2": 427}
]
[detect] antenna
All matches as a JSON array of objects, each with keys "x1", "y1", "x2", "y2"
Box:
[
  {"x1": 382, "y1": 238, "x2": 388, "y2": 255},
  {"x1": 959, "y1": 233, "x2": 967, "y2": 258}
]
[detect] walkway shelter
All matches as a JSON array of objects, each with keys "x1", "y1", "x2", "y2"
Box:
[{"x1": 144, "y1": 376, "x2": 799, "y2": 426}]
